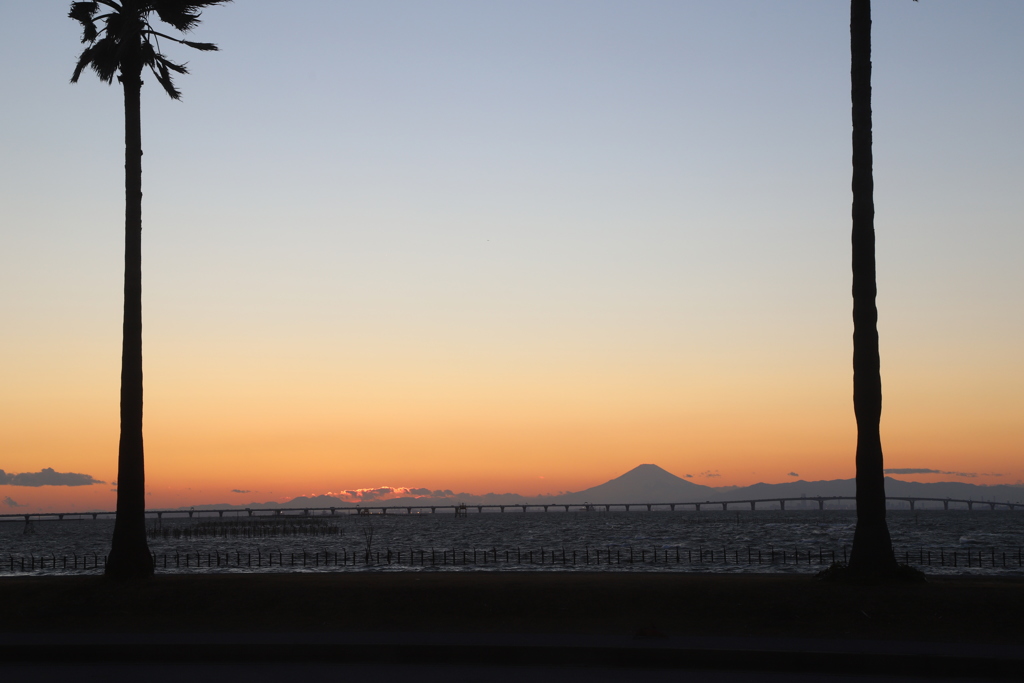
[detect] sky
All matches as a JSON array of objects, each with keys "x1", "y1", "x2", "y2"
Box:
[{"x1": 1, "y1": 0, "x2": 1022, "y2": 512}]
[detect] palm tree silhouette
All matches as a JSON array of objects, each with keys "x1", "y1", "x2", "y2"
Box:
[
  {"x1": 847, "y1": 0, "x2": 916, "y2": 575},
  {"x1": 69, "y1": 0, "x2": 230, "y2": 580}
]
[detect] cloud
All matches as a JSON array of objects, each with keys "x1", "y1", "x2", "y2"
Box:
[
  {"x1": 0, "y1": 468, "x2": 104, "y2": 487},
  {"x1": 323, "y1": 486, "x2": 455, "y2": 503},
  {"x1": 699, "y1": 470, "x2": 720, "y2": 478},
  {"x1": 787, "y1": 472, "x2": 800, "y2": 477},
  {"x1": 231, "y1": 489, "x2": 251, "y2": 494},
  {"x1": 684, "y1": 474, "x2": 693, "y2": 478},
  {"x1": 885, "y1": 468, "x2": 1003, "y2": 478},
  {"x1": 3, "y1": 496, "x2": 23, "y2": 507}
]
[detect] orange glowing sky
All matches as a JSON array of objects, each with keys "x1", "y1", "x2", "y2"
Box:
[{"x1": 2, "y1": 1, "x2": 1023, "y2": 512}]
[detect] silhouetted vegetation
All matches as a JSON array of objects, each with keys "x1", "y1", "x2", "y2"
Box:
[
  {"x1": 69, "y1": 0, "x2": 231, "y2": 580},
  {"x1": 847, "y1": 0, "x2": 906, "y2": 578}
]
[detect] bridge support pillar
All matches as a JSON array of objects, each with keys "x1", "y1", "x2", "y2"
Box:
[
  {"x1": 968, "y1": 502, "x2": 973, "y2": 511},
  {"x1": 943, "y1": 501, "x2": 949, "y2": 510},
  {"x1": 750, "y1": 502, "x2": 755, "y2": 511},
  {"x1": 604, "y1": 505, "x2": 610, "y2": 512},
  {"x1": 646, "y1": 504, "x2": 652, "y2": 512},
  {"x1": 670, "y1": 504, "x2": 676, "y2": 511},
  {"x1": 695, "y1": 503, "x2": 701, "y2": 512},
  {"x1": 909, "y1": 500, "x2": 915, "y2": 511},
  {"x1": 721, "y1": 503, "x2": 727, "y2": 511},
  {"x1": 779, "y1": 500, "x2": 786, "y2": 511},
  {"x1": 989, "y1": 502, "x2": 996, "y2": 510},
  {"x1": 477, "y1": 506, "x2": 483, "y2": 514},
  {"x1": 818, "y1": 499, "x2": 824, "y2": 511},
  {"x1": 218, "y1": 510, "x2": 224, "y2": 517}
]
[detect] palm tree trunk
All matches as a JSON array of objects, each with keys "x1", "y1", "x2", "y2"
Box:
[
  {"x1": 848, "y1": 0, "x2": 897, "y2": 575},
  {"x1": 106, "y1": 59, "x2": 154, "y2": 580}
]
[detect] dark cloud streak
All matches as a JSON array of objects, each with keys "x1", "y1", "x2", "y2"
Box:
[
  {"x1": 885, "y1": 468, "x2": 1003, "y2": 478},
  {"x1": 0, "y1": 468, "x2": 104, "y2": 487}
]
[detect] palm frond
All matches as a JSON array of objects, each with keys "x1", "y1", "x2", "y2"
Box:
[
  {"x1": 179, "y1": 39, "x2": 218, "y2": 51},
  {"x1": 153, "y1": 1, "x2": 232, "y2": 33},
  {"x1": 143, "y1": 29, "x2": 218, "y2": 52},
  {"x1": 153, "y1": 60, "x2": 183, "y2": 100},
  {"x1": 141, "y1": 40, "x2": 185, "y2": 99},
  {"x1": 70, "y1": 0, "x2": 228, "y2": 100},
  {"x1": 158, "y1": 56, "x2": 189, "y2": 75},
  {"x1": 70, "y1": 44, "x2": 98, "y2": 83},
  {"x1": 69, "y1": 1, "x2": 99, "y2": 22},
  {"x1": 71, "y1": 36, "x2": 120, "y2": 84},
  {"x1": 69, "y1": 2, "x2": 100, "y2": 43},
  {"x1": 89, "y1": 37, "x2": 123, "y2": 83}
]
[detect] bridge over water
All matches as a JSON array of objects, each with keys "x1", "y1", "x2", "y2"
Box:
[{"x1": 2, "y1": 495, "x2": 1020, "y2": 523}]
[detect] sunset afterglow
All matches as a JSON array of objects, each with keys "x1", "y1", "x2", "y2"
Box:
[{"x1": 2, "y1": 1, "x2": 1022, "y2": 513}]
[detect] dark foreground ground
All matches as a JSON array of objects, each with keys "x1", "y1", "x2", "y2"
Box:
[{"x1": 2, "y1": 573, "x2": 1022, "y2": 680}]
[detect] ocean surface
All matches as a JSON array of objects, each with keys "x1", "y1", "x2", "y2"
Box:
[{"x1": 2, "y1": 510, "x2": 1022, "y2": 577}]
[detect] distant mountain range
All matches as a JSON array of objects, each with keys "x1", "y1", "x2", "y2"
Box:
[{"x1": 189, "y1": 464, "x2": 1024, "y2": 510}]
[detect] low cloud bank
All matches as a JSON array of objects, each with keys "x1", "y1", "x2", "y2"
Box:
[
  {"x1": 885, "y1": 468, "x2": 1003, "y2": 478},
  {"x1": 3, "y1": 496, "x2": 23, "y2": 507},
  {"x1": 0, "y1": 468, "x2": 104, "y2": 487},
  {"x1": 324, "y1": 486, "x2": 456, "y2": 503}
]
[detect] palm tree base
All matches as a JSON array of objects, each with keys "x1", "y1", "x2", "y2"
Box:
[{"x1": 104, "y1": 547, "x2": 155, "y2": 581}]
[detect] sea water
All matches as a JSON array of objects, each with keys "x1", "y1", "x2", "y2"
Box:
[{"x1": 2, "y1": 510, "x2": 1022, "y2": 577}]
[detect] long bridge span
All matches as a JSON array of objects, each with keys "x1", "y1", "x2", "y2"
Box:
[{"x1": 2, "y1": 495, "x2": 1020, "y2": 522}]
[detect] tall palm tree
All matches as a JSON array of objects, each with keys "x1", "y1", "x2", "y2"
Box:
[
  {"x1": 69, "y1": 0, "x2": 230, "y2": 580},
  {"x1": 847, "y1": 0, "x2": 916, "y2": 575}
]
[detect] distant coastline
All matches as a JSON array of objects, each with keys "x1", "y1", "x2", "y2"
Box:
[{"x1": 187, "y1": 464, "x2": 1024, "y2": 512}]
